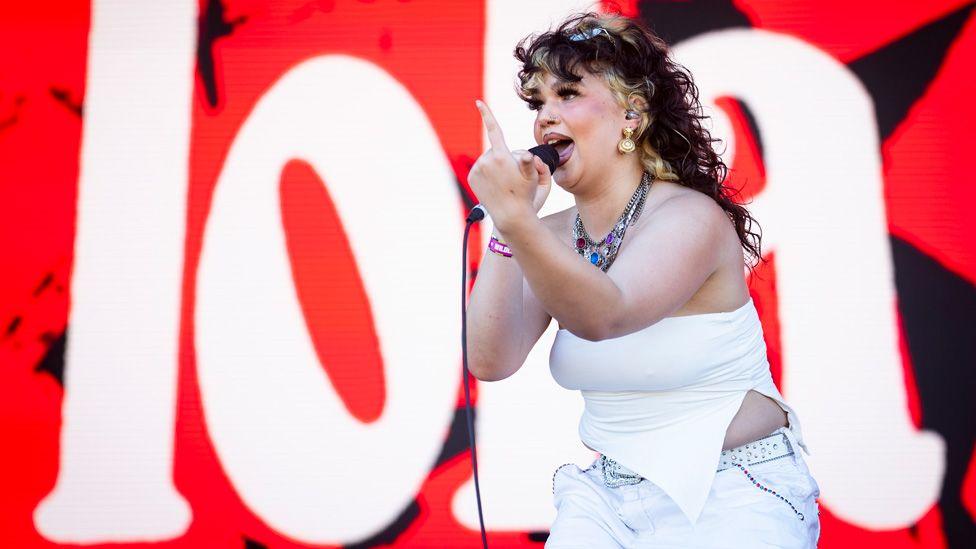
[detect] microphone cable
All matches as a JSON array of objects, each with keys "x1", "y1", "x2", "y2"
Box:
[
  {"x1": 459, "y1": 143, "x2": 557, "y2": 549},
  {"x1": 461, "y1": 215, "x2": 489, "y2": 549}
]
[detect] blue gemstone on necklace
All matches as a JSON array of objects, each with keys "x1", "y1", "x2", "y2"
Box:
[{"x1": 590, "y1": 252, "x2": 600, "y2": 265}]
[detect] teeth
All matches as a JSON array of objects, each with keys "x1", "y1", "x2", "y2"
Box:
[{"x1": 547, "y1": 139, "x2": 560, "y2": 145}]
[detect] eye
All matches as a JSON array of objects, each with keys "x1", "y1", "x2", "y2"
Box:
[
  {"x1": 557, "y1": 87, "x2": 579, "y2": 99},
  {"x1": 526, "y1": 86, "x2": 579, "y2": 111}
]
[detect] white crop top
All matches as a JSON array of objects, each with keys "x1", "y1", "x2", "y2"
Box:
[{"x1": 549, "y1": 296, "x2": 811, "y2": 527}]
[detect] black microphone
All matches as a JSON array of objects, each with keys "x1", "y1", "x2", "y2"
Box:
[{"x1": 466, "y1": 143, "x2": 558, "y2": 223}]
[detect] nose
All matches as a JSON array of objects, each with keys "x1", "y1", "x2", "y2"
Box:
[
  {"x1": 538, "y1": 105, "x2": 560, "y2": 126},
  {"x1": 536, "y1": 112, "x2": 558, "y2": 144}
]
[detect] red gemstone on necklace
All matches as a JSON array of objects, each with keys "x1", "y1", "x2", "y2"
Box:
[{"x1": 576, "y1": 238, "x2": 585, "y2": 248}]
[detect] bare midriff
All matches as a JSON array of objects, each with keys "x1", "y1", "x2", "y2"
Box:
[{"x1": 582, "y1": 389, "x2": 788, "y2": 453}]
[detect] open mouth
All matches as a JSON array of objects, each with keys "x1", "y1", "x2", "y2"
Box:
[{"x1": 552, "y1": 139, "x2": 574, "y2": 168}]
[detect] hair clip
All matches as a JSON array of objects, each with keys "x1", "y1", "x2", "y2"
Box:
[{"x1": 568, "y1": 26, "x2": 611, "y2": 42}]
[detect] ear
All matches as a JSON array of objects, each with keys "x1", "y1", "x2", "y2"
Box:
[{"x1": 626, "y1": 93, "x2": 649, "y2": 116}]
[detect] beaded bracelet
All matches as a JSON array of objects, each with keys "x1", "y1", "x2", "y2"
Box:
[{"x1": 488, "y1": 235, "x2": 512, "y2": 257}]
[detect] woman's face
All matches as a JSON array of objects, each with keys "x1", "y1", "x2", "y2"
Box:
[{"x1": 530, "y1": 69, "x2": 630, "y2": 191}]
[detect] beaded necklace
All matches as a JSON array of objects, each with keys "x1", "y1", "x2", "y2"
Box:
[{"x1": 573, "y1": 171, "x2": 652, "y2": 272}]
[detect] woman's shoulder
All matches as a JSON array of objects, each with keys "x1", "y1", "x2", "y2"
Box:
[{"x1": 635, "y1": 181, "x2": 728, "y2": 234}]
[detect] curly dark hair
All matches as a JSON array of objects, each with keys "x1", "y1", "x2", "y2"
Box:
[{"x1": 514, "y1": 11, "x2": 764, "y2": 271}]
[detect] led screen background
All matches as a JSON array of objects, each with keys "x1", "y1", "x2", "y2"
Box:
[{"x1": 1, "y1": 0, "x2": 974, "y2": 547}]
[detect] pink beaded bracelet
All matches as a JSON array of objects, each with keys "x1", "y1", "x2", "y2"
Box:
[{"x1": 488, "y1": 235, "x2": 512, "y2": 257}]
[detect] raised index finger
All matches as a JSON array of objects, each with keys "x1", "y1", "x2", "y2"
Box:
[{"x1": 475, "y1": 99, "x2": 509, "y2": 152}]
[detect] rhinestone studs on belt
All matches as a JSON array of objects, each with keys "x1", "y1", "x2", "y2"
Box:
[
  {"x1": 600, "y1": 455, "x2": 643, "y2": 488},
  {"x1": 716, "y1": 431, "x2": 794, "y2": 472}
]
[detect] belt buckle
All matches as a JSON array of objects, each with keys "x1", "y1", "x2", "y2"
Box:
[{"x1": 601, "y1": 455, "x2": 643, "y2": 488}]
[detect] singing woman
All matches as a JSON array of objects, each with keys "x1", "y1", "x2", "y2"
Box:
[{"x1": 466, "y1": 11, "x2": 821, "y2": 547}]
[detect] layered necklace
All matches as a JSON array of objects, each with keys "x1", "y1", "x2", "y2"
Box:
[{"x1": 573, "y1": 171, "x2": 652, "y2": 272}]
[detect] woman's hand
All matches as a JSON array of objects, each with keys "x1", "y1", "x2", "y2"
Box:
[
  {"x1": 469, "y1": 100, "x2": 551, "y2": 232},
  {"x1": 512, "y1": 148, "x2": 553, "y2": 215}
]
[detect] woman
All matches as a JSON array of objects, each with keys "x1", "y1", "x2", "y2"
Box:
[{"x1": 466, "y1": 11, "x2": 820, "y2": 548}]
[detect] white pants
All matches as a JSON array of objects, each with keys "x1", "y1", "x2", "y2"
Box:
[{"x1": 546, "y1": 427, "x2": 821, "y2": 548}]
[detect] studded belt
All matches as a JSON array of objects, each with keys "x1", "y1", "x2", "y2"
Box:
[
  {"x1": 716, "y1": 430, "x2": 794, "y2": 472},
  {"x1": 599, "y1": 429, "x2": 795, "y2": 488}
]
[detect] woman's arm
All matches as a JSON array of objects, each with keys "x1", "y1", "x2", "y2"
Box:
[
  {"x1": 466, "y1": 225, "x2": 554, "y2": 382},
  {"x1": 495, "y1": 192, "x2": 725, "y2": 340}
]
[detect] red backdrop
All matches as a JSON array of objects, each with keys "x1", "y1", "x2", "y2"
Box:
[{"x1": 1, "y1": 0, "x2": 974, "y2": 547}]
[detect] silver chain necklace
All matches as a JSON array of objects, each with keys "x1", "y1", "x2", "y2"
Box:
[{"x1": 573, "y1": 171, "x2": 652, "y2": 272}]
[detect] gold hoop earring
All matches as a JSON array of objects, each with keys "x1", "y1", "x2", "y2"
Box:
[{"x1": 618, "y1": 127, "x2": 636, "y2": 154}]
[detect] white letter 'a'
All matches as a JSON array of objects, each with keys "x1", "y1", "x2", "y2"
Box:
[
  {"x1": 195, "y1": 56, "x2": 460, "y2": 543},
  {"x1": 675, "y1": 29, "x2": 944, "y2": 528}
]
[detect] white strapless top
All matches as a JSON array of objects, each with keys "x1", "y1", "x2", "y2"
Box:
[{"x1": 549, "y1": 297, "x2": 810, "y2": 526}]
